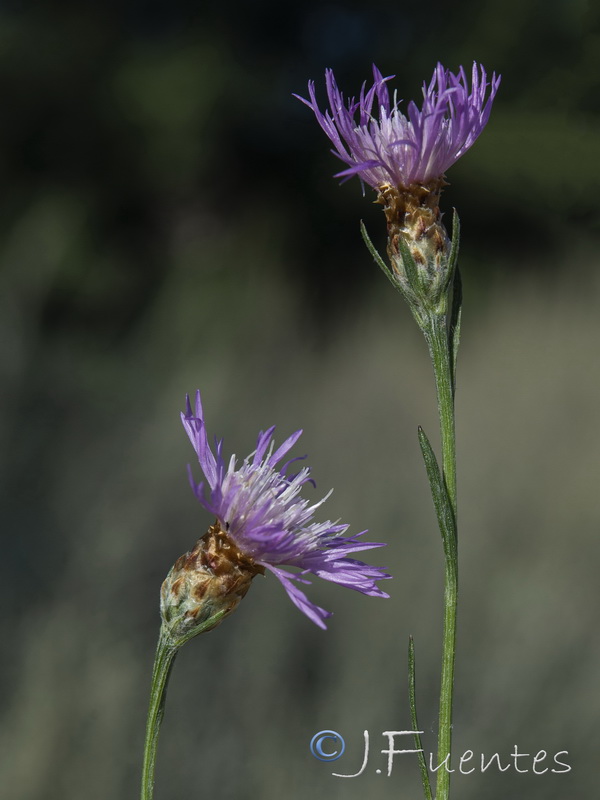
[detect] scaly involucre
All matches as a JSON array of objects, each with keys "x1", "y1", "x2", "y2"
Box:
[
  {"x1": 296, "y1": 62, "x2": 500, "y2": 189},
  {"x1": 181, "y1": 392, "x2": 390, "y2": 628}
]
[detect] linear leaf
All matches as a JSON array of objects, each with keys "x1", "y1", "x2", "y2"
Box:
[
  {"x1": 409, "y1": 636, "x2": 433, "y2": 800},
  {"x1": 359, "y1": 220, "x2": 401, "y2": 293},
  {"x1": 448, "y1": 265, "x2": 462, "y2": 396},
  {"x1": 417, "y1": 426, "x2": 457, "y2": 560}
]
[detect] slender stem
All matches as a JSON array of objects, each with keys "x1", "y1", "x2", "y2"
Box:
[
  {"x1": 409, "y1": 636, "x2": 434, "y2": 800},
  {"x1": 425, "y1": 315, "x2": 457, "y2": 514},
  {"x1": 424, "y1": 312, "x2": 458, "y2": 800},
  {"x1": 140, "y1": 629, "x2": 179, "y2": 800}
]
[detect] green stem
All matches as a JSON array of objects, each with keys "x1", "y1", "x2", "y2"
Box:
[
  {"x1": 424, "y1": 312, "x2": 458, "y2": 800},
  {"x1": 425, "y1": 315, "x2": 457, "y2": 514},
  {"x1": 140, "y1": 629, "x2": 179, "y2": 800},
  {"x1": 140, "y1": 611, "x2": 227, "y2": 800},
  {"x1": 409, "y1": 636, "x2": 434, "y2": 800}
]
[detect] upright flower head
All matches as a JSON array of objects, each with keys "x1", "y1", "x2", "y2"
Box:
[
  {"x1": 164, "y1": 391, "x2": 390, "y2": 631},
  {"x1": 297, "y1": 62, "x2": 500, "y2": 315},
  {"x1": 296, "y1": 62, "x2": 500, "y2": 191}
]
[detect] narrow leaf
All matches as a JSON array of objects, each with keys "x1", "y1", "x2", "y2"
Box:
[
  {"x1": 448, "y1": 265, "x2": 462, "y2": 396},
  {"x1": 409, "y1": 636, "x2": 433, "y2": 800},
  {"x1": 359, "y1": 220, "x2": 401, "y2": 293},
  {"x1": 447, "y1": 208, "x2": 461, "y2": 281},
  {"x1": 417, "y1": 426, "x2": 456, "y2": 560}
]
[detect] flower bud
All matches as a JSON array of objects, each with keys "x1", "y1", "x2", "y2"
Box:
[{"x1": 160, "y1": 522, "x2": 264, "y2": 642}]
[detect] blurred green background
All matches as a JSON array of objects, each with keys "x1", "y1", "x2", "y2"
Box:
[{"x1": 1, "y1": 1, "x2": 599, "y2": 798}]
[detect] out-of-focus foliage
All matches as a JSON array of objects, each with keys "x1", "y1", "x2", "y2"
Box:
[{"x1": 1, "y1": 2, "x2": 599, "y2": 799}]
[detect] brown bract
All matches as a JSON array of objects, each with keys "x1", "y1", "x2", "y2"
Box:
[
  {"x1": 376, "y1": 178, "x2": 450, "y2": 269},
  {"x1": 161, "y1": 523, "x2": 265, "y2": 636}
]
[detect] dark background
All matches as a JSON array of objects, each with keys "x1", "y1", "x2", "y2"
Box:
[{"x1": 1, "y1": 2, "x2": 599, "y2": 799}]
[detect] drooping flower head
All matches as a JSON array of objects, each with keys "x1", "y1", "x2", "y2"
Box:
[
  {"x1": 296, "y1": 62, "x2": 500, "y2": 191},
  {"x1": 165, "y1": 391, "x2": 390, "y2": 631}
]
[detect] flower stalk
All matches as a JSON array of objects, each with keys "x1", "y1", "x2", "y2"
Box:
[
  {"x1": 140, "y1": 629, "x2": 178, "y2": 800},
  {"x1": 299, "y1": 60, "x2": 498, "y2": 800},
  {"x1": 422, "y1": 311, "x2": 459, "y2": 800},
  {"x1": 140, "y1": 610, "x2": 228, "y2": 800},
  {"x1": 424, "y1": 313, "x2": 457, "y2": 513}
]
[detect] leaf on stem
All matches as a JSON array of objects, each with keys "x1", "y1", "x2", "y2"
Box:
[
  {"x1": 448, "y1": 266, "x2": 462, "y2": 396},
  {"x1": 417, "y1": 426, "x2": 457, "y2": 561},
  {"x1": 447, "y1": 209, "x2": 461, "y2": 285},
  {"x1": 409, "y1": 636, "x2": 434, "y2": 800},
  {"x1": 359, "y1": 220, "x2": 401, "y2": 292}
]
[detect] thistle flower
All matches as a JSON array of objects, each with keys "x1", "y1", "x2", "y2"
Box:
[
  {"x1": 161, "y1": 391, "x2": 390, "y2": 633},
  {"x1": 297, "y1": 62, "x2": 500, "y2": 312},
  {"x1": 296, "y1": 62, "x2": 500, "y2": 192}
]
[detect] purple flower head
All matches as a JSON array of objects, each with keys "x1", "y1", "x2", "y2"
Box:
[
  {"x1": 296, "y1": 62, "x2": 500, "y2": 189},
  {"x1": 181, "y1": 391, "x2": 390, "y2": 629}
]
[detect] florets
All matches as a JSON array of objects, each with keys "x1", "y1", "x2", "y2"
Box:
[
  {"x1": 296, "y1": 62, "x2": 500, "y2": 190},
  {"x1": 175, "y1": 391, "x2": 390, "y2": 629}
]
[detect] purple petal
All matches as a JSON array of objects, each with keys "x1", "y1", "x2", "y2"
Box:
[
  {"x1": 297, "y1": 62, "x2": 500, "y2": 188},
  {"x1": 267, "y1": 429, "x2": 303, "y2": 468},
  {"x1": 263, "y1": 564, "x2": 332, "y2": 629}
]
